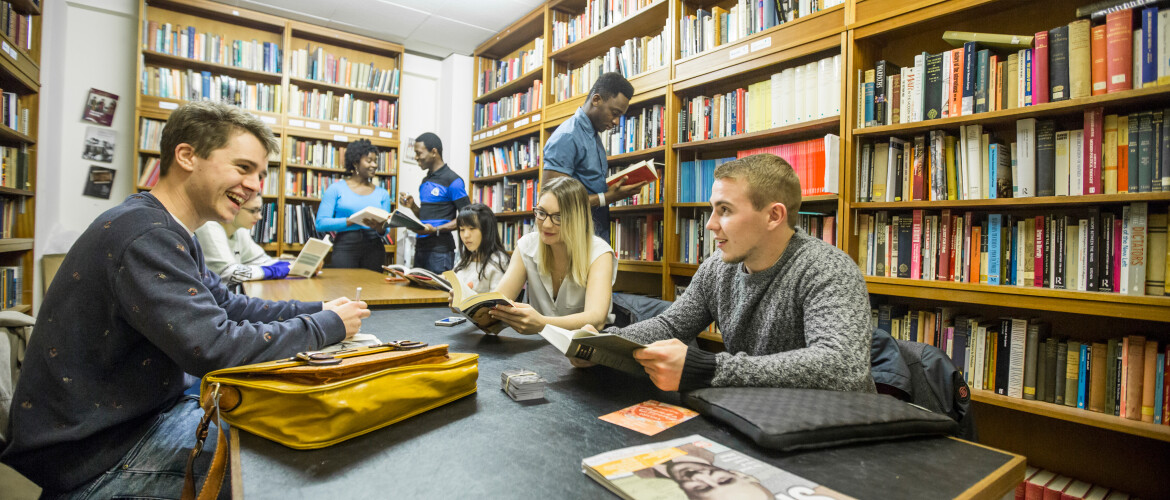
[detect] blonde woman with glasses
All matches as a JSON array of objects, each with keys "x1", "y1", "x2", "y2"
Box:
[
  {"x1": 489, "y1": 176, "x2": 617, "y2": 334},
  {"x1": 196, "y1": 194, "x2": 289, "y2": 286}
]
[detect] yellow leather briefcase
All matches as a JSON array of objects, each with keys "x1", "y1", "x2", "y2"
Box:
[{"x1": 199, "y1": 341, "x2": 478, "y2": 450}]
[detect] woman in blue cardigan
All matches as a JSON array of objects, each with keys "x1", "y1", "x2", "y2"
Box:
[{"x1": 315, "y1": 139, "x2": 392, "y2": 271}]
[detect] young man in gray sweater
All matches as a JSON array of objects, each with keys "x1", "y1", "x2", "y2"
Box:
[
  {"x1": 2, "y1": 101, "x2": 370, "y2": 497},
  {"x1": 599, "y1": 153, "x2": 874, "y2": 393}
]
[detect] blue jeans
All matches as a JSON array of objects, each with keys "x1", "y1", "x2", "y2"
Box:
[
  {"x1": 43, "y1": 395, "x2": 227, "y2": 500},
  {"x1": 413, "y1": 247, "x2": 455, "y2": 275}
]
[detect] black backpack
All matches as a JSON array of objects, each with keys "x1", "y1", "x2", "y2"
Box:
[{"x1": 894, "y1": 339, "x2": 976, "y2": 441}]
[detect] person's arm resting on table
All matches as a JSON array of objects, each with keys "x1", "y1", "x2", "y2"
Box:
[{"x1": 489, "y1": 251, "x2": 614, "y2": 334}]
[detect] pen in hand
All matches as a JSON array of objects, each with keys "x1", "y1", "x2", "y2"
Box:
[{"x1": 355, "y1": 287, "x2": 362, "y2": 303}]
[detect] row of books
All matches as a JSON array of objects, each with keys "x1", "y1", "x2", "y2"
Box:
[
  {"x1": 141, "y1": 66, "x2": 282, "y2": 113},
  {"x1": 283, "y1": 202, "x2": 323, "y2": 244},
  {"x1": 261, "y1": 167, "x2": 279, "y2": 196},
  {"x1": 138, "y1": 158, "x2": 161, "y2": 188},
  {"x1": 798, "y1": 213, "x2": 836, "y2": 245},
  {"x1": 551, "y1": 24, "x2": 668, "y2": 103},
  {"x1": 678, "y1": 0, "x2": 844, "y2": 58},
  {"x1": 872, "y1": 306, "x2": 1170, "y2": 427},
  {"x1": 287, "y1": 45, "x2": 400, "y2": 95},
  {"x1": 678, "y1": 135, "x2": 839, "y2": 202},
  {"x1": 856, "y1": 203, "x2": 1169, "y2": 296},
  {"x1": 0, "y1": 199, "x2": 18, "y2": 239},
  {"x1": 607, "y1": 214, "x2": 663, "y2": 262},
  {"x1": 141, "y1": 21, "x2": 281, "y2": 74},
  {"x1": 473, "y1": 178, "x2": 536, "y2": 214},
  {"x1": 284, "y1": 171, "x2": 344, "y2": 200},
  {"x1": 676, "y1": 54, "x2": 841, "y2": 142},
  {"x1": 139, "y1": 118, "x2": 165, "y2": 151},
  {"x1": 677, "y1": 210, "x2": 716, "y2": 264},
  {"x1": 498, "y1": 219, "x2": 535, "y2": 252},
  {"x1": 473, "y1": 136, "x2": 540, "y2": 178},
  {"x1": 249, "y1": 201, "x2": 277, "y2": 244},
  {"x1": 287, "y1": 86, "x2": 397, "y2": 129},
  {"x1": 0, "y1": 91, "x2": 23, "y2": 134},
  {"x1": 860, "y1": 8, "x2": 1170, "y2": 129},
  {"x1": 608, "y1": 161, "x2": 663, "y2": 206},
  {"x1": 1020, "y1": 466, "x2": 1130, "y2": 500},
  {"x1": 0, "y1": 265, "x2": 22, "y2": 308},
  {"x1": 0, "y1": 144, "x2": 28, "y2": 190},
  {"x1": 473, "y1": 81, "x2": 542, "y2": 132},
  {"x1": 286, "y1": 138, "x2": 396, "y2": 173},
  {"x1": 600, "y1": 103, "x2": 665, "y2": 155},
  {"x1": 476, "y1": 38, "x2": 543, "y2": 97},
  {"x1": 0, "y1": 2, "x2": 32, "y2": 51},
  {"x1": 550, "y1": 0, "x2": 656, "y2": 51}
]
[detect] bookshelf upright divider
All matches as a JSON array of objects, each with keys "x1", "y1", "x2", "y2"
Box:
[
  {"x1": 0, "y1": 0, "x2": 39, "y2": 312},
  {"x1": 135, "y1": 0, "x2": 402, "y2": 263}
]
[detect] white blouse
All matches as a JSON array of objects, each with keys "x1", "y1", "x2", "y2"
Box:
[
  {"x1": 453, "y1": 252, "x2": 509, "y2": 293},
  {"x1": 515, "y1": 232, "x2": 617, "y2": 324}
]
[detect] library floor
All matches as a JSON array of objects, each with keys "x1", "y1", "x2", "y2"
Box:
[{"x1": 0, "y1": 463, "x2": 39, "y2": 498}]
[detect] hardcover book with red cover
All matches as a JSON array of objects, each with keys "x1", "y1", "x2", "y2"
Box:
[{"x1": 1105, "y1": 9, "x2": 1134, "y2": 93}]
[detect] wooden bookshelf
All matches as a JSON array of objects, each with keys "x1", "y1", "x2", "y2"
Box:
[
  {"x1": 673, "y1": 116, "x2": 841, "y2": 151},
  {"x1": 136, "y1": 0, "x2": 403, "y2": 265},
  {"x1": 843, "y1": 0, "x2": 1170, "y2": 496},
  {"x1": 0, "y1": 0, "x2": 38, "y2": 311},
  {"x1": 547, "y1": 0, "x2": 668, "y2": 64}
]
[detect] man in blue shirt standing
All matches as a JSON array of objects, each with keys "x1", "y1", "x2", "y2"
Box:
[
  {"x1": 543, "y1": 72, "x2": 648, "y2": 240},
  {"x1": 399, "y1": 132, "x2": 470, "y2": 274}
]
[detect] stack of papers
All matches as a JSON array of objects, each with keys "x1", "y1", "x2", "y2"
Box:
[{"x1": 500, "y1": 369, "x2": 547, "y2": 401}]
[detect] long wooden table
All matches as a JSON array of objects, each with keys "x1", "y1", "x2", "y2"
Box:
[{"x1": 242, "y1": 269, "x2": 448, "y2": 306}]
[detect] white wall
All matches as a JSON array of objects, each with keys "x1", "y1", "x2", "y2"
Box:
[{"x1": 34, "y1": 0, "x2": 139, "y2": 310}]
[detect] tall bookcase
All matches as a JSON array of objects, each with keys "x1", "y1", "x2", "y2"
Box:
[
  {"x1": 842, "y1": 0, "x2": 1170, "y2": 497},
  {"x1": 0, "y1": 0, "x2": 38, "y2": 313},
  {"x1": 471, "y1": 0, "x2": 1170, "y2": 496},
  {"x1": 134, "y1": 0, "x2": 402, "y2": 262}
]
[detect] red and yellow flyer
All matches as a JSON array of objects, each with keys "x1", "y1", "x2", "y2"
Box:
[{"x1": 599, "y1": 400, "x2": 699, "y2": 435}]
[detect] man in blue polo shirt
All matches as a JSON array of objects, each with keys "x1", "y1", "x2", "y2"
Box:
[
  {"x1": 543, "y1": 72, "x2": 648, "y2": 240},
  {"x1": 399, "y1": 132, "x2": 470, "y2": 274}
]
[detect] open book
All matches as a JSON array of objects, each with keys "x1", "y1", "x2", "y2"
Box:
[
  {"x1": 346, "y1": 206, "x2": 427, "y2": 233},
  {"x1": 538, "y1": 325, "x2": 645, "y2": 375},
  {"x1": 288, "y1": 234, "x2": 332, "y2": 278},
  {"x1": 606, "y1": 159, "x2": 661, "y2": 187},
  {"x1": 384, "y1": 265, "x2": 451, "y2": 291},
  {"x1": 443, "y1": 270, "x2": 512, "y2": 334},
  {"x1": 582, "y1": 434, "x2": 853, "y2": 500}
]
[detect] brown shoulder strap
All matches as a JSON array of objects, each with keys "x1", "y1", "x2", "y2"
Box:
[{"x1": 183, "y1": 384, "x2": 229, "y2": 500}]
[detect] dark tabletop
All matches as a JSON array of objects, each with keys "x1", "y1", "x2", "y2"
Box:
[{"x1": 234, "y1": 306, "x2": 1022, "y2": 499}]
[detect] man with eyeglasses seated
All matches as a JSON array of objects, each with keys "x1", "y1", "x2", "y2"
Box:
[{"x1": 195, "y1": 193, "x2": 290, "y2": 289}]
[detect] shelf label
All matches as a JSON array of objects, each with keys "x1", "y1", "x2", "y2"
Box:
[
  {"x1": 305, "y1": 121, "x2": 321, "y2": 130},
  {"x1": 379, "y1": 131, "x2": 393, "y2": 139},
  {"x1": 158, "y1": 101, "x2": 179, "y2": 110},
  {"x1": 1, "y1": 41, "x2": 16, "y2": 61},
  {"x1": 729, "y1": 45, "x2": 749, "y2": 59},
  {"x1": 750, "y1": 38, "x2": 772, "y2": 53},
  {"x1": 260, "y1": 116, "x2": 277, "y2": 125},
  {"x1": 344, "y1": 126, "x2": 359, "y2": 134},
  {"x1": 288, "y1": 119, "x2": 305, "y2": 127},
  {"x1": 496, "y1": 126, "x2": 506, "y2": 134},
  {"x1": 360, "y1": 129, "x2": 374, "y2": 136},
  {"x1": 333, "y1": 134, "x2": 348, "y2": 142},
  {"x1": 328, "y1": 124, "x2": 344, "y2": 132},
  {"x1": 514, "y1": 117, "x2": 530, "y2": 128},
  {"x1": 534, "y1": 113, "x2": 540, "y2": 121}
]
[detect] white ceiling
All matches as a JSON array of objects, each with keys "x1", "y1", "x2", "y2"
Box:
[{"x1": 213, "y1": 0, "x2": 547, "y2": 59}]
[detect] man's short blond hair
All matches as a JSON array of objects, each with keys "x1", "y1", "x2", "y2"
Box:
[{"x1": 713, "y1": 154, "x2": 802, "y2": 228}]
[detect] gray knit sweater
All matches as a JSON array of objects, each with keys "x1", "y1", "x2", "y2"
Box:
[{"x1": 612, "y1": 229, "x2": 875, "y2": 392}]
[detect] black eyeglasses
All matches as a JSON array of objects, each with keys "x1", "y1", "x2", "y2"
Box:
[
  {"x1": 533, "y1": 208, "x2": 562, "y2": 225},
  {"x1": 241, "y1": 207, "x2": 263, "y2": 216}
]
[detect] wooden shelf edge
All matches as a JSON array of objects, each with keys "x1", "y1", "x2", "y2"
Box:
[
  {"x1": 0, "y1": 123, "x2": 34, "y2": 145},
  {"x1": 547, "y1": 0, "x2": 669, "y2": 63},
  {"x1": 673, "y1": 202, "x2": 710, "y2": 208},
  {"x1": 852, "y1": 85, "x2": 1170, "y2": 137},
  {"x1": 496, "y1": 210, "x2": 535, "y2": 217},
  {"x1": 3, "y1": 304, "x2": 31, "y2": 313},
  {"x1": 143, "y1": 50, "x2": 282, "y2": 81},
  {"x1": 0, "y1": 238, "x2": 34, "y2": 252},
  {"x1": 852, "y1": 192, "x2": 1170, "y2": 209},
  {"x1": 288, "y1": 75, "x2": 399, "y2": 101},
  {"x1": 470, "y1": 167, "x2": 541, "y2": 183},
  {"x1": 287, "y1": 20, "x2": 404, "y2": 55},
  {"x1": 971, "y1": 389, "x2": 1170, "y2": 443},
  {"x1": 471, "y1": 112, "x2": 543, "y2": 149},
  {"x1": 610, "y1": 203, "x2": 664, "y2": 213},
  {"x1": 674, "y1": 116, "x2": 840, "y2": 150},
  {"x1": 607, "y1": 145, "x2": 666, "y2": 163},
  {"x1": 865, "y1": 277, "x2": 1170, "y2": 322},
  {"x1": 617, "y1": 260, "x2": 663, "y2": 273},
  {"x1": 284, "y1": 123, "x2": 399, "y2": 145},
  {"x1": 0, "y1": 186, "x2": 34, "y2": 197},
  {"x1": 474, "y1": 4, "x2": 545, "y2": 58}
]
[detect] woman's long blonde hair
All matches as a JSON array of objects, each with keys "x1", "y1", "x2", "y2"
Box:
[{"x1": 539, "y1": 176, "x2": 594, "y2": 286}]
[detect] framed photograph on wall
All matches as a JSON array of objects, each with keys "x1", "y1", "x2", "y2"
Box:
[
  {"x1": 402, "y1": 135, "x2": 417, "y2": 165},
  {"x1": 81, "y1": 126, "x2": 116, "y2": 163},
  {"x1": 81, "y1": 88, "x2": 119, "y2": 126}
]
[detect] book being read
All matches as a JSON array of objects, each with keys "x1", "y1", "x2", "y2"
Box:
[
  {"x1": 347, "y1": 206, "x2": 426, "y2": 233},
  {"x1": 605, "y1": 159, "x2": 661, "y2": 187},
  {"x1": 442, "y1": 270, "x2": 513, "y2": 334},
  {"x1": 384, "y1": 265, "x2": 451, "y2": 291},
  {"x1": 288, "y1": 234, "x2": 332, "y2": 278},
  {"x1": 538, "y1": 324, "x2": 645, "y2": 375},
  {"x1": 582, "y1": 434, "x2": 853, "y2": 500}
]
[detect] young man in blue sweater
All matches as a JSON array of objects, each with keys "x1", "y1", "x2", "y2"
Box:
[{"x1": 1, "y1": 101, "x2": 370, "y2": 497}]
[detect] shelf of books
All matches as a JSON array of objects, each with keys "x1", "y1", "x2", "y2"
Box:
[
  {"x1": 844, "y1": 0, "x2": 1170, "y2": 496},
  {"x1": 0, "y1": 0, "x2": 37, "y2": 311},
  {"x1": 136, "y1": 0, "x2": 402, "y2": 264}
]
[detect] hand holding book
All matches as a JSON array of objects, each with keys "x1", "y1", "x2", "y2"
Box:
[{"x1": 488, "y1": 302, "x2": 547, "y2": 335}]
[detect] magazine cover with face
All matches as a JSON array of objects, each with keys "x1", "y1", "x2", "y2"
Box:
[{"x1": 582, "y1": 434, "x2": 854, "y2": 500}]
